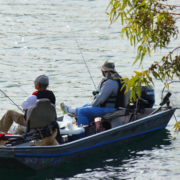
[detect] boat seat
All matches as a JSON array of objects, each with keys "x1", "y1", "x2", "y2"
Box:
[
  {"x1": 102, "y1": 108, "x2": 129, "y2": 120},
  {"x1": 3, "y1": 99, "x2": 61, "y2": 146},
  {"x1": 101, "y1": 90, "x2": 131, "y2": 129},
  {"x1": 26, "y1": 99, "x2": 57, "y2": 132}
]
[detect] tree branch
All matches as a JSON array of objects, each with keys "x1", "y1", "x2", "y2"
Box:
[
  {"x1": 166, "y1": 46, "x2": 180, "y2": 58},
  {"x1": 168, "y1": 13, "x2": 180, "y2": 16},
  {"x1": 157, "y1": 2, "x2": 180, "y2": 8}
]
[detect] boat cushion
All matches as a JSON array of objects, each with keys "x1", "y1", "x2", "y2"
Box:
[
  {"x1": 102, "y1": 109, "x2": 129, "y2": 120},
  {"x1": 26, "y1": 99, "x2": 57, "y2": 131}
]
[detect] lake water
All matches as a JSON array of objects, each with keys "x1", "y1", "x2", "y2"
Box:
[{"x1": 0, "y1": 0, "x2": 180, "y2": 179}]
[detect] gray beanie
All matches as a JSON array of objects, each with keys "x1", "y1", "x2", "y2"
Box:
[
  {"x1": 101, "y1": 61, "x2": 116, "y2": 72},
  {"x1": 35, "y1": 75, "x2": 49, "y2": 85}
]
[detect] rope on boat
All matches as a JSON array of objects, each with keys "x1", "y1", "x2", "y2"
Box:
[
  {"x1": 0, "y1": 89, "x2": 24, "y2": 113},
  {"x1": 63, "y1": 11, "x2": 97, "y2": 91}
]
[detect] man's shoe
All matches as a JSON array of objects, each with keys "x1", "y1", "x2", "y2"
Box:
[{"x1": 60, "y1": 103, "x2": 69, "y2": 114}]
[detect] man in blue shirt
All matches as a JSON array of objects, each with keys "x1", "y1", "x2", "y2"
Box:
[{"x1": 60, "y1": 61, "x2": 124, "y2": 126}]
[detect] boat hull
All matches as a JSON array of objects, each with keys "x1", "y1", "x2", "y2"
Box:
[{"x1": 0, "y1": 108, "x2": 175, "y2": 170}]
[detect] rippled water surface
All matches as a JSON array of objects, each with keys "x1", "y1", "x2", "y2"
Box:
[{"x1": 0, "y1": 0, "x2": 180, "y2": 179}]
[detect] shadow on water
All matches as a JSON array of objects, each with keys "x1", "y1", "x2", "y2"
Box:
[{"x1": 0, "y1": 129, "x2": 172, "y2": 180}]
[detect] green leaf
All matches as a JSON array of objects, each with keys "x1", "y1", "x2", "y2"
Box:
[
  {"x1": 126, "y1": 29, "x2": 129, "y2": 38},
  {"x1": 130, "y1": 35, "x2": 133, "y2": 45},
  {"x1": 121, "y1": 12, "x2": 124, "y2": 25},
  {"x1": 147, "y1": 47, "x2": 151, "y2": 57}
]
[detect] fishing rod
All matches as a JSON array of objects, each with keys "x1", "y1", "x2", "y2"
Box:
[
  {"x1": 0, "y1": 89, "x2": 24, "y2": 113},
  {"x1": 63, "y1": 12, "x2": 97, "y2": 91}
]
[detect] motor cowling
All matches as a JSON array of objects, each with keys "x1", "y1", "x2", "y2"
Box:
[{"x1": 140, "y1": 85, "x2": 155, "y2": 108}]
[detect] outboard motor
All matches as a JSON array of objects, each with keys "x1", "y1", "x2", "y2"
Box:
[
  {"x1": 127, "y1": 85, "x2": 155, "y2": 114},
  {"x1": 140, "y1": 85, "x2": 155, "y2": 108}
]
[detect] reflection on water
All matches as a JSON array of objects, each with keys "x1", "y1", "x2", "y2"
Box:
[{"x1": 0, "y1": 129, "x2": 173, "y2": 180}]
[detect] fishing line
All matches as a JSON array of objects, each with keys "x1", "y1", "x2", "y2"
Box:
[
  {"x1": 0, "y1": 89, "x2": 24, "y2": 113},
  {"x1": 5, "y1": 77, "x2": 29, "y2": 95},
  {"x1": 13, "y1": 84, "x2": 28, "y2": 95},
  {"x1": 174, "y1": 114, "x2": 178, "y2": 122},
  {"x1": 63, "y1": 11, "x2": 97, "y2": 91}
]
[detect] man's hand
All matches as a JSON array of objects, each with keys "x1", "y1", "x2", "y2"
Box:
[{"x1": 92, "y1": 91, "x2": 99, "y2": 96}]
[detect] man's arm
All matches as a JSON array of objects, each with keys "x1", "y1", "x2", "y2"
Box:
[
  {"x1": 91, "y1": 80, "x2": 116, "y2": 106},
  {"x1": 21, "y1": 95, "x2": 37, "y2": 110}
]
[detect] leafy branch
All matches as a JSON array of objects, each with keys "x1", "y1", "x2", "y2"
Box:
[{"x1": 107, "y1": 0, "x2": 180, "y2": 99}]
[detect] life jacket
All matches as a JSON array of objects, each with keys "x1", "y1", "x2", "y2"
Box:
[
  {"x1": 34, "y1": 90, "x2": 56, "y2": 105},
  {"x1": 100, "y1": 79, "x2": 125, "y2": 108}
]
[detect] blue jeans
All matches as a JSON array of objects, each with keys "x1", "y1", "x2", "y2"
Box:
[{"x1": 75, "y1": 104, "x2": 117, "y2": 126}]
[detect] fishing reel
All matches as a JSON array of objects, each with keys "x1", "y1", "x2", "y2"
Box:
[{"x1": 92, "y1": 91, "x2": 99, "y2": 96}]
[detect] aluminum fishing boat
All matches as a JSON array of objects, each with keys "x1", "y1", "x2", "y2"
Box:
[{"x1": 0, "y1": 89, "x2": 176, "y2": 170}]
